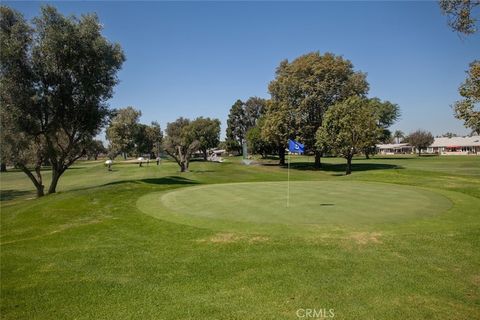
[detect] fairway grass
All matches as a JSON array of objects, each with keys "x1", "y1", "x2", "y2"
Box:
[
  {"x1": 138, "y1": 181, "x2": 452, "y2": 235},
  {"x1": 1, "y1": 156, "x2": 480, "y2": 319}
]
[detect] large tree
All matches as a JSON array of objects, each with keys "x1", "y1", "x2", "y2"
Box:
[
  {"x1": 225, "y1": 97, "x2": 267, "y2": 154},
  {"x1": 406, "y1": 130, "x2": 434, "y2": 155},
  {"x1": 106, "y1": 106, "x2": 141, "y2": 159},
  {"x1": 189, "y1": 117, "x2": 221, "y2": 160},
  {"x1": 0, "y1": 6, "x2": 124, "y2": 196},
  {"x1": 453, "y1": 61, "x2": 480, "y2": 134},
  {"x1": 316, "y1": 97, "x2": 380, "y2": 175},
  {"x1": 268, "y1": 52, "x2": 369, "y2": 167},
  {"x1": 163, "y1": 117, "x2": 199, "y2": 172}
]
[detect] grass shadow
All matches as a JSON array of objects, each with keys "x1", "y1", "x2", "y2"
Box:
[
  {"x1": 0, "y1": 190, "x2": 32, "y2": 201},
  {"x1": 289, "y1": 162, "x2": 402, "y2": 173},
  {"x1": 141, "y1": 176, "x2": 199, "y2": 185}
]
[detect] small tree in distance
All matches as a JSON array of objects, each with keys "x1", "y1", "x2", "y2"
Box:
[
  {"x1": 189, "y1": 117, "x2": 221, "y2": 160},
  {"x1": 406, "y1": 130, "x2": 434, "y2": 156},
  {"x1": 163, "y1": 118, "x2": 199, "y2": 172}
]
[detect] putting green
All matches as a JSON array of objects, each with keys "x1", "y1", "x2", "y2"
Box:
[{"x1": 137, "y1": 181, "x2": 452, "y2": 234}]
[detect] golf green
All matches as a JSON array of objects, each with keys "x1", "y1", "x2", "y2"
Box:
[{"x1": 137, "y1": 181, "x2": 452, "y2": 233}]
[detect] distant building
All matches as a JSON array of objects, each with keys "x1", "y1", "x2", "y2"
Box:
[
  {"x1": 376, "y1": 143, "x2": 413, "y2": 155},
  {"x1": 427, "y1": 136, "x2": 480, "y2": 155},
  {"x1": 376, "y1": 136, "x2": 480, "y2": 155}
]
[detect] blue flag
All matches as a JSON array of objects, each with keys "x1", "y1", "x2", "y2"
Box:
[{"x1": 288, "y1": 139, "x2": 305, "y2": 154}]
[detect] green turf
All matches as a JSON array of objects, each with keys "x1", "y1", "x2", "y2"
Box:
[
  {"x1": 138, "y1": 181, "x2": 452, "y2": 234},
  {"x1": 1, "y1": 155, "x2": 480, "y2": 319}
]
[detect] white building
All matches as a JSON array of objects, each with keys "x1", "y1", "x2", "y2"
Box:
[
  {"x1": 376, "y1": 143, "x2": 413, "y2": 155},
  {"x1": 427, "y1": 136, "x2": 480, "y2": 155}
]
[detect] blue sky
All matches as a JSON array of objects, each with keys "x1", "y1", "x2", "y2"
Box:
[{"x1": 6, "y1": 1, "x2": 480, "y2": 138}]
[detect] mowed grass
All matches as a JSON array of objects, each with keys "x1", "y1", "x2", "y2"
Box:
[
  {"x1": 139, "y1": 181, "x2": 452, "y2": 234},
  {"x1": 1, "y1": 155, "x2": 480, "y2": 319}
]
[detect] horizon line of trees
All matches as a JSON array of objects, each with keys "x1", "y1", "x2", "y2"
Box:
[{"x1": 1, "y1": 2, "x2": 478, "y2": 196}]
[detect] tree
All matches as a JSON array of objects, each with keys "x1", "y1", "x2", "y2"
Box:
[
  {"x1": 163, "y1": 117, "x2": 199, "y2": 172},
  {"x1": 369, "y1": 98, "x2": 401, "y2": 142},
  {"x1": 393, "y1": 130, "x2": 405, "y2": 144},
  {"x1": 406, "y1": 130, "x2": 434, "y2": 155},
  {"x1": 0, "y1": 6, "x2": 124, "y2": 196},
  {"x1": 225, "y1": 97, "x2": 267, "y2": 154},
  {"x1": 260, "y1": 100, "x2": 296, "y2": 165},
  {"x1": 316, "y1": 97, "x2": 380, "y2": 175},
  {"x1": 225, "y1": 99, "x2": 246, "y2": 154},
  {"x1": 106, "y1": 107, "x2": 142, "y2": 159},
  {"x1": 442, "y1": 132, "x2": 458, "y2": 138},
  {"x1": 440, "y1": 0, "x2": 479, "y2": 35},
  {"x1": 145, "y1": 121, "x2": 163, "y2": 158},
  {"x1": 189, "y1": 117, "x2": 221, "y2": 160},
  {"x1": 84, "y1": 139, "x2": 107, "y2": 160},
  {"x1": 363, "y1": 98, "x2": 401, "y2": 158},
  {"x1": 246, "y1": 117, "x2": 276, "y2": 158},
  {"x1": 268, "y1": 52, "x2": 369, "y2": 167},
  {"x1": 453, "y1": 61, "x2": 480, "y2": 134}
]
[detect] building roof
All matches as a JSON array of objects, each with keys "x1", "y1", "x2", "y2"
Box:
[
  {"x1": 376, "y1": 143, "x2": 411, "y2": 149},
  {"x1": 430, "y1": 136, "x2": 480, "y2": 147}
]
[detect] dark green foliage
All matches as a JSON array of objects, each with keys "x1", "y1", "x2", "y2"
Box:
[
  {"x1": 188, "y1": 117, "x2": 221, "y2": 160},
  {"x1": 226, "y1": 97, "x2": 267, "y2": 154},
  {"x1": 163, "y1": 117, "x2": 199, "y2": 172},
  {"x1": 0, "y1": 5, "x2": 124, "y2": 196},
  {"x1": 266, "y1": 52, "x2": 369, "y2": 166},
  {"x1": 316, "y1": 97, "x2": 380, "y2": 174}
]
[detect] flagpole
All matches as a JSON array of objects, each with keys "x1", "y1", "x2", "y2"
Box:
[{"x1": 287, "y1": 151, "x2": 290, "y2": 208}]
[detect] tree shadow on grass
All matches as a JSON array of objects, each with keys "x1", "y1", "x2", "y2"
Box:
[
  {"x1": 0, "y1": 190, "x2": 32, "y2": 201},
  {"x1": 289, "y1": 161, "x2": 403, "y2": 173},
  {"x1": 102, "y1": 175, "x2": 199, "y2": 187},
  {"x1": 141, "y1": 176, "x2": 199, "y2": 185}
]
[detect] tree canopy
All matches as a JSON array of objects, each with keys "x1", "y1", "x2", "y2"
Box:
[
  {"x1": 440, "y1": 0, "x2": 479, "y2": 35},
  {"x1": 316, "y1": 96, "x2": 380, "y2": 175},
  {"x1": 163, "y1": 117, "x2": 199, "y2": 172},
  {"x1": 267, "y1": 52, "x2": 369, "y2": 166},
  {"x1": 406, "y1": 130, "x2": 434, "y2": 155},
  {"x1": 453, "y1": 60, "x2": 480, "y2": 134},
  {"x1": 226, "y1": 97, "x2": 267, "y2": 154},
  {"x1": 106, "y1": 106, "x2": 142, "y2": 158},
  {"x1": 0, "y1": 5, "x2": 124, "y2": 196},
  {"x1": 188, "y1": 117, "x2": 221, "y2": 160}
]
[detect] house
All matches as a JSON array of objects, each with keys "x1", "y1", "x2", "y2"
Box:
[
  {"x1": 376, "y1": 143, "x2": 413, "y2": 155},
  {"x1": 427, "y1": 136, "x2": 480, "y2": 155}
]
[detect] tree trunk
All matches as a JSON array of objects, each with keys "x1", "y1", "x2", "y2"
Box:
[
  {"x1": 180, "y1": 161, "x2": 189, "y2": 172},
  {"x1": 314, "y1": 150, "x2": 322, "y2": 168},
  {"x1": 48, "y1": 168, "x2": 62, "y2": 194},
  {"x1": 123, "y1": 152, "x2": 127, "y2": 160},
  {"x1": 203, "y1": 149, "x2": 208, "y2": 161},
  {"x1": 278, "y1": 147, "x2": 285, "y2": 166},
  {"x1": 418, "y1": 148, "x2": 421, "y2": 156},
  {"x1": 346, "y1": 156, "x2": 352, "y2": 175},
  {"x1": 18, "y1": 163, "x2": 45, "y2": 197},
  {"x1": 0, "y1": 163, "x2": 6, "y2": 172}
]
